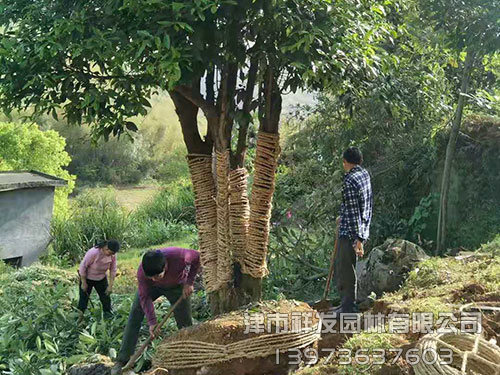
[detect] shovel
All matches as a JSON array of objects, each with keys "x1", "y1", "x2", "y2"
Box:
[
  {"x1": 311, "y1": 221, "x2": 339, "y2": 311},
  {"x1": 122, "y1": 296, "x2": 184, "y2": 372}
]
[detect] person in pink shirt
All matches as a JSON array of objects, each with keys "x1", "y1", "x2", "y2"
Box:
[{"x1": 78, "y1": 239, "x2": 120, "y2": 320}]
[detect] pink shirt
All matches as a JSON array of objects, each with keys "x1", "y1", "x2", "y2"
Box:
[{"x1": 79, "y1": 247, "x2": 117, "y2": 281}]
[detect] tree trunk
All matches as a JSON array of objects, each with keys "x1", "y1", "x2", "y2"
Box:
[
  {"x1": 172, "y1": 63, "x2": 282, "y2": 313},
  {"x1": 170, "y1": 89, "x2": 220, "y2": 312},
  {"x1": 436, "y1": 49, "x2": 475, "y2": 255},
  {"x1": 244, "y1": 68, "x2": 282, "y2": 300},
  {"x1": 212, "y1": 65, "x2": 240, "y2": 314},
  {"x1": 170, "y1": 90, "x2": 211, "y2": 155}
]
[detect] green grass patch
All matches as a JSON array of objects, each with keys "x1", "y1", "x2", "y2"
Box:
[
  {"x1": 0, "y1": 235, "x2": 206, "y2": 375},
  {"x1": 380, "y1": 253, "x2": 500, "y2": 317}
]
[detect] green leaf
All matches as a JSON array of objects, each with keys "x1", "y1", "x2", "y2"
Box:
[
  {"x1": 44, "y1": 341, "x2": 57, "y2": 354},
  {"x1": 135, "y1": 41, "x2": 148, "y2": 59},
  {"x1": 163, "y1": 35, "x2": 171, "y2": 49},
  {"x1": 125, "y1": 121, "x2": 139, "y2": 132}
]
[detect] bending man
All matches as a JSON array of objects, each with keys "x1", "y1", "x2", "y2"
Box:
[{"x1": 112, "y1": 247, "x2": 200, "y2": 374}]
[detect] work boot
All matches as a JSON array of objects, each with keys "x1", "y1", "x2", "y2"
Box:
[{"x1": 110, "y1": 362, "x2": 124, "y2": 375}]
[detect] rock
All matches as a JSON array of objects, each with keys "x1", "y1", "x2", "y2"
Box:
[{"x1": 356, "y1": 239, "x2": 428, "y2": 304}]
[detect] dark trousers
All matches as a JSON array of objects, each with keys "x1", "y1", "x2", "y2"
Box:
[
  {"x1": 78, "y1": 277, "x2": 112, "y2": 313},
  {"x1": 334, "y1": 236, "x2": 358, "y2": 311},
  {"x1": 117, "y1": 285, "x2": 192, "y2": 364}
]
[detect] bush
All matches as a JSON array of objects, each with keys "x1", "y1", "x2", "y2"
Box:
[
  {"x1": 129, "y1": 218, "x2": 196, "y2": 248},
  {"x1": 49, "y1": 122, "x2": 157, "y2": 186},
  {"x1": 48, "y1": 184, "x2": 198, "y2": 264},
  {"x1": 49, "y1": 189, "x2": 132, "y2": 264},
  {"x1": 133, "y1": 179, "x2": 195, "y2": 224},
  {"x1": 0, "y1": 122, "x2": 75, "y2": 217},
  {"x1": 153, "y1": 147, "x2": 190, "y2": 184}
]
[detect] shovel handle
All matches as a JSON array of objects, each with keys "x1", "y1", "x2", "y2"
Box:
[
  {"x1": 322, "y1": 221, "x2": 339, "y2": 301},
  {"x1": 122, "y1": 296, "x2": 184, "y2": 371}
]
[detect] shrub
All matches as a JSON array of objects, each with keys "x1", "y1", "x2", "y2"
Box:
[
  {"x1": 0, "y1": 122, "x2": 75, "y2": 218},
  {"x1": 154, "y1": 147, "x2": 190, "y2": 184},
  {"x1": 49, "y1": 189, "x2": 132, "y2": 263},
  {"x1": 133, "y1": 179, "x2": 195, "y2": 224},
  {"x1": 48, "y1": 185, "x2": 198, "y2": 264},
  {"x1": 129, "y1": 218, "x2": 196, "y2": 248}
]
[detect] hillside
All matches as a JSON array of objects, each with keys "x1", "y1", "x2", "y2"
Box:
[{"x1": 0, "y1": 237, "x2": 498, "y2": 375}]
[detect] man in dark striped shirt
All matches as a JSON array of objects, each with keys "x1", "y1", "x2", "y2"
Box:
[{"x1": 334, "y1": 147, "x2": 373, "y2": 314}]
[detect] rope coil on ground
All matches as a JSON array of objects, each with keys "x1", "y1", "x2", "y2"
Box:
[
  {"x1": 459, "y1": 301, "x2": 500, "y2": 313},
  {"x1": 187, "y1": 155, "x2": 218, "y2": 292},
  {"x1": 215, "y1": 150, "x2": 232, "y2": 288},
  {"x1": 247, "y1": 131, "x2": 280, "y2": 278},
  {"x1": 412, "y1": 332, "x2": 500, "y2": 375},
  {"x1": 153, "y1": 327, "x2": 320, "y2": 369},
  {"x1": 229, "y1": 167, "x2": 250, "y2": 266}
]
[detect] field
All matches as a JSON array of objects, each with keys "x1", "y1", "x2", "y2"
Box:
[{"x1": 73, "y1": 185, "x2": 161, "y2": 212}]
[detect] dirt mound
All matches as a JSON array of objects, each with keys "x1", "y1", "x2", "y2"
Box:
[
  {"x1": 67, "y1": 355, "x2": 114, "y2": 375},
  {"x1": 152, "y1": 300, "x2": 321, "y2": 375},
  {"x1": 68, "y1": 363, "x2": 111, "y2": 375},
  {"x1": 452, "y1": 282, "x2": 487, "y2": 302}
]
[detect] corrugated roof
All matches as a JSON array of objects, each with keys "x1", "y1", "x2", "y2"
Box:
[{"x1": 0, "y1": 170, "x2": 67, "y2": 192}]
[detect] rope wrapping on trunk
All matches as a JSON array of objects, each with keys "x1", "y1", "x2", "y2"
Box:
[
  {"x1": 215, "y1": 150, "x2": 232, "y2": 288},
  {"x1": 246, "y1": 131, "x2": 280, "y2": 278},
  {"x1": 229, "y1": 167, "x2": 250, "y2": 266},
  {"x1": 413, "y1": 333, "x2": 500, "y2": 375},
  {"x1": 187, "y1": 155, "x2": 218, "y2": 292}
]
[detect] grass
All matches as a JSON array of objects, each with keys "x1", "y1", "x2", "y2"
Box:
[
  {"x1": 73, "y1": 185, "x2": 161, "y2": 212},
  {"x1": 379, "y1": 254, "x2": 500, "y2": 317},
  {"x1": 295, "y1": 239, "x2": 500, "y2": 375},
  {"x1": 114, "y1": 186, "x2": 161, "y2": 212}
]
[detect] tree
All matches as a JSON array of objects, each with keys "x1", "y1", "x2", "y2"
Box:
[
  {"x1": 0, "y1": 0, "x2": 395, "y2": 314},
  {"x1": 0, "y1": 122, "x2": 75, "y2": 217},
  {"x1": 417, "y1": 0, "x2": 500, "y2": 254}
]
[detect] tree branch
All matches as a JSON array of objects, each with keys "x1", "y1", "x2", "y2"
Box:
[
  {"x1": 169, "y1": 89, "x2": 212, "y2": 155},
  {"x1": 63, "y1": 66, "x2": 143, "y2": 81},
  {"x1": 234, "y1": 58, "x2": 259, "y2": 167},
  {"x1": 174, "y1": 84, "x2": 218, "y2": 119},
  {"x1": 206, "y1": 68, "x2": 215, "y2": 105}
]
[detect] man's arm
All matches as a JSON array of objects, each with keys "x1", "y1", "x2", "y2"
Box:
[
  {"x1": 342, "y1": 180, "x2": 362, "y2": 239},
  {"x1": 185, "y1": 250, "x2": 200, "y2": 285},
  {"x1": 182, "y1": 249, "x2": 200, "y2": 298},
  {"x1": 137, "y1": 268, "x2": 157, "y2": 327}
]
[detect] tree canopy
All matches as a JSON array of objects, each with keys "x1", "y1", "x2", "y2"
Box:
[{"x1": 0, "y1": 0, "x2": 398, "y2": 146}]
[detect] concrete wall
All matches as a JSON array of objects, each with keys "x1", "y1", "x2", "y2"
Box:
[{"x1": 0, "y1": 186, "x2": 55, "y2": 266}]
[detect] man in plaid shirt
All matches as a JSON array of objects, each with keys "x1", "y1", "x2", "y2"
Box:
[{"x1": 334, "y1": 147, "x2": 373, "y2": 314}]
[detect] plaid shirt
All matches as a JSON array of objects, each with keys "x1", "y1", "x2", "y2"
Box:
[{"x1": 338, "y1": 165, "x2": 373, "y2": 241}]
